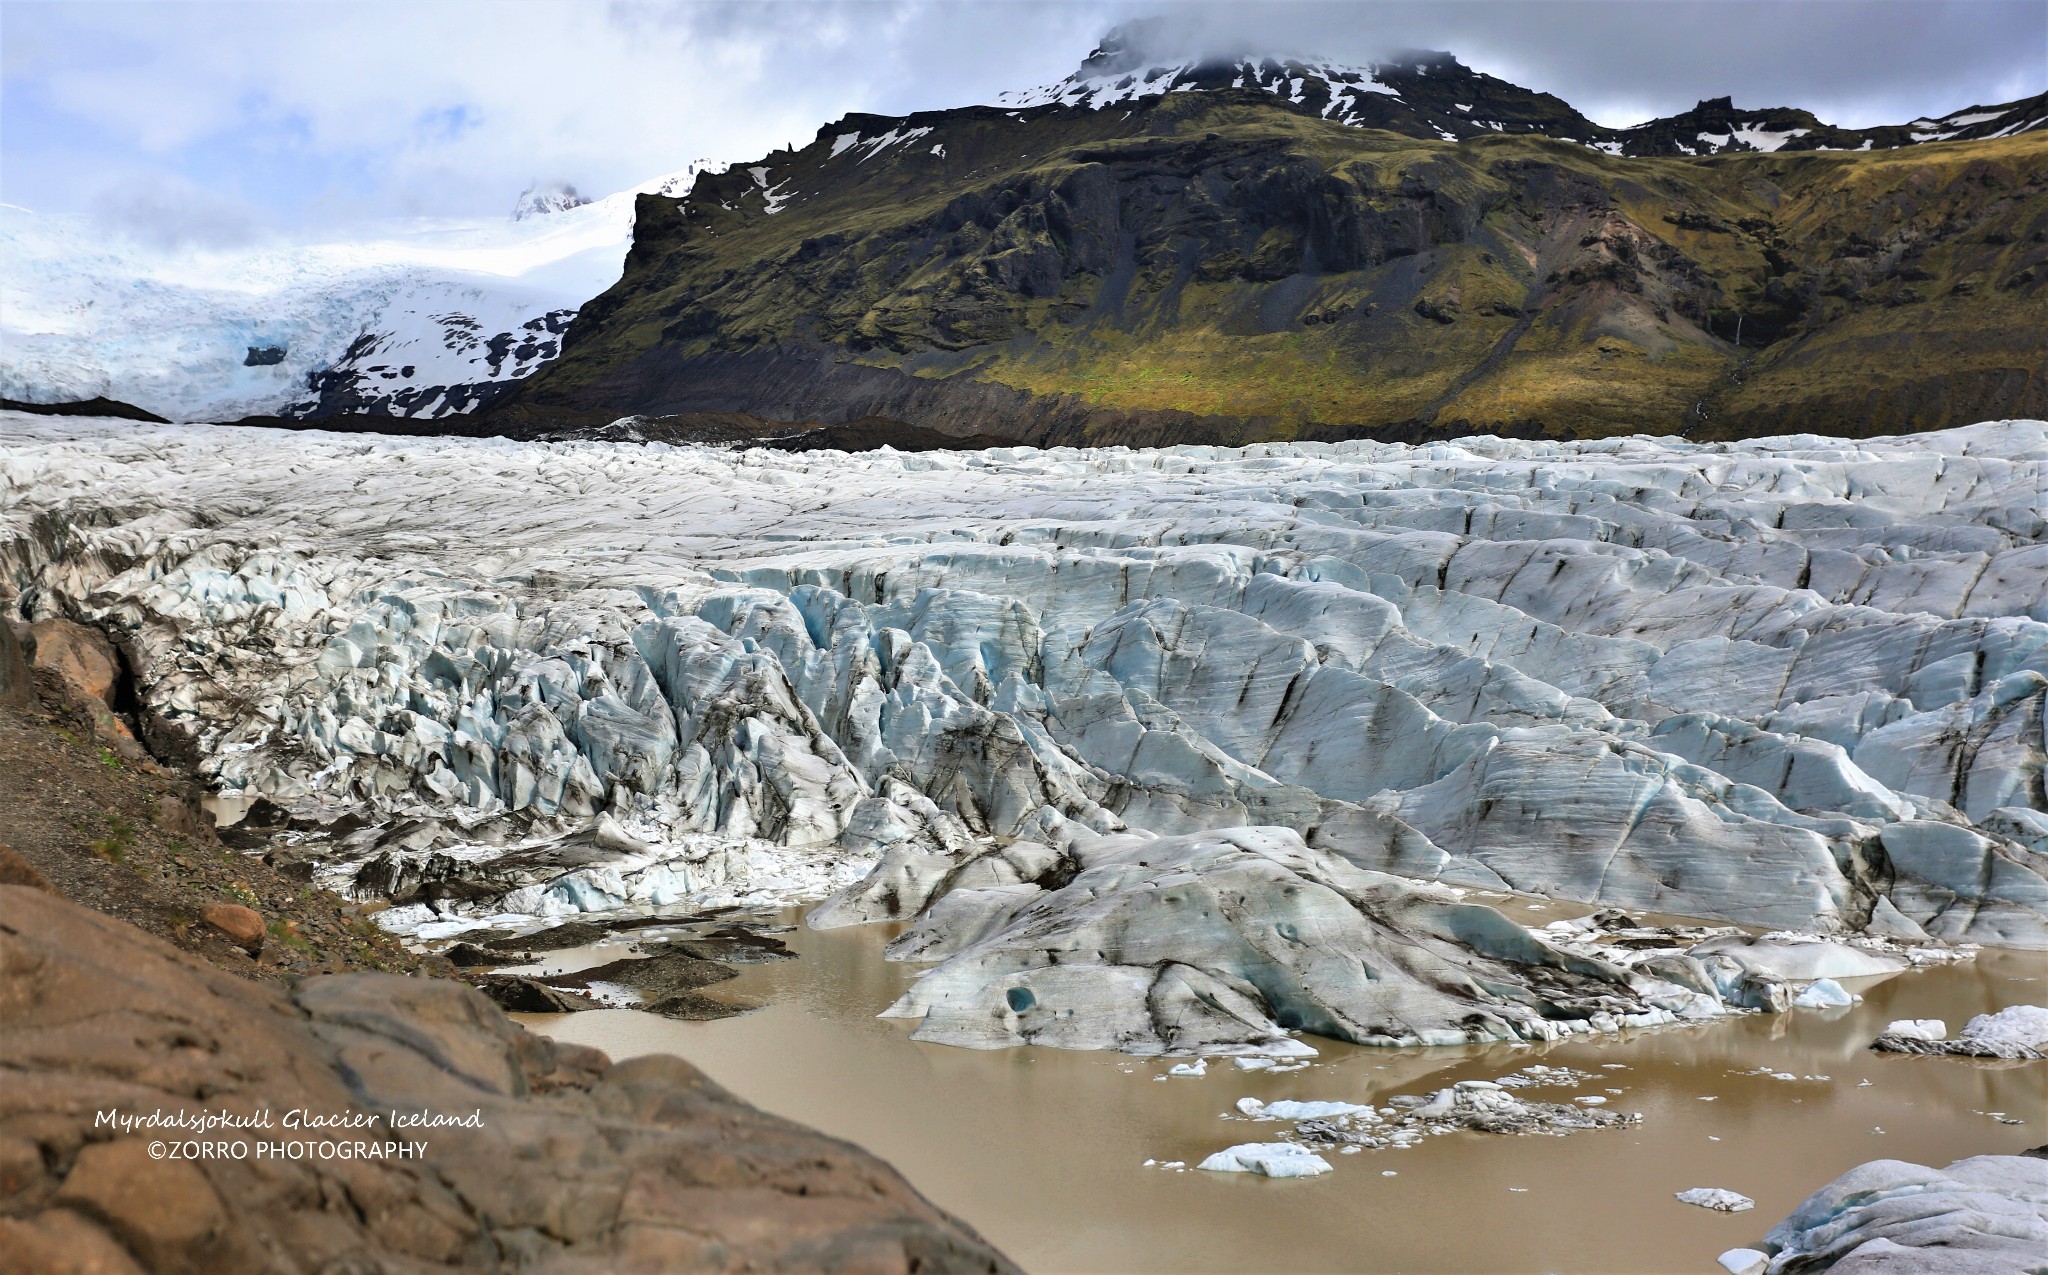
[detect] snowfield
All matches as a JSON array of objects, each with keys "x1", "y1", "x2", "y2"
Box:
[
  {"x1": 0, "y1": 166, "x2": 711, "y2": 424},
  {"x1": 4, "y1": 415, "x2": 2047, "y2": 964}
]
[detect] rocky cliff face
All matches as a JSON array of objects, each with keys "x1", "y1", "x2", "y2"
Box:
[
  {"x1": 0, "y1": 884, "x2": 1016, "y2": 1274},
  {"x1": 498, "y1": 65, "x2": 2048, "y2": 446}
]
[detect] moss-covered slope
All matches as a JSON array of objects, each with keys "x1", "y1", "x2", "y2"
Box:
[{"x1": 505, "y1": 89, "x2": 2048, "y2": 444}]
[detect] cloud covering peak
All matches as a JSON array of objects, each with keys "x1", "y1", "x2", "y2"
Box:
[{"x1": 2, "y1": 1, "x2": 2040, "y2": 235}]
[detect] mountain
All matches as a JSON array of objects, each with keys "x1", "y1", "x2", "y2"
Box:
[
  {"x1": 996, "y1": 24, "x2": 2046, "y2": 157},
  {"x1": 3, "y1": 25, "x2": 2042, "y2": 440},
  {"x1": 485, "y1": 33, "x2": 2048, "y2": 446},
  {"x1": 0, "y1": 165, "x2": 713, "y2": 424}
]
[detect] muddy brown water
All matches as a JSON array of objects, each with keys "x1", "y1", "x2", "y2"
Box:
[{"x1": 516, "y1": 905, "x2": 2047, "y2": 1275}]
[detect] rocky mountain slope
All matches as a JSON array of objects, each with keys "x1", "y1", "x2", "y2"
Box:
[
  {"x1": 6, "y1": 413, "x2": 2045, "y2": 957},
  {"x1": 494, "y1": 43, "x2": 2048, "y2": 445}
]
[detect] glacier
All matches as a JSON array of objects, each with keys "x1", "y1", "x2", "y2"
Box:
[
  {"x1": 3, "y1": 414, "x2": 2047, "y2": 970},
  {"x1": 0, "y1": 166, "x2": 712, "y2": 424}
]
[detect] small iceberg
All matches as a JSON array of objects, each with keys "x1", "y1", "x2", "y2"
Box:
[
  {"x1": 1235, "y1": 1097, "x2": 1372, "y2": 1121},
  {"x1": 1677, "y1": 1187, "x2": 1756, "y2": 1212},
  {"x1": 1792, "y1": 978, "x2": 1856, "y2": 1008},
  {"x1": 1196, "y1": 1142, "x2": 1334, "y2": 1178}
]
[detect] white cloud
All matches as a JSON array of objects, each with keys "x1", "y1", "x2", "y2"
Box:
[{"x1": 2, "y1": 0, "x2": 2039, "y2": 232}]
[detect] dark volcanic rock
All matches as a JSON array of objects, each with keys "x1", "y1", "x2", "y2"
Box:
[
  {"x1": 536, "y1": 949, "x2": 752, "y2": 1019},
  {"x1": 481, "y1": 919, "x2": 612, "y2": 952},
  {"x1": 0, "y1": 396, "x2": 171, "y2": 424},
  {"x1": 441, "y1": 940, "x2": 518, "y2": 967},
  {"x1": 640, "y1": 990, "x2": 758, "y2": 1021},
  {"x1": 0, "y1": 885, "x2": 1017, "y2": 1273},
  {"x1": 477, "y1": 974, "x2": 602, "y2": 1013}
]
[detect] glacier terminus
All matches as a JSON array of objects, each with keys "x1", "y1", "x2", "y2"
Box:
[{"x1": 3, "y1": 411, "x2": 2046, "y2": 1056}]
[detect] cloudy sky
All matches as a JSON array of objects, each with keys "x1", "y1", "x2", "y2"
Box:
[{"x1": 4, "y1": 0, "x2": 2042, "y2": 240}]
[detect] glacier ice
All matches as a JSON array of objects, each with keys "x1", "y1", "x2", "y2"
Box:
[
  {"x1": 856, "y1": 826, "x2": 1730, "y2": 1053},
  {"x1": 1756, "y1": 1155, "x2": 2048, "y2": 1271},
  {"x1": 1870, "y1": 1004, "x2": 2048, "y2": 1059},
  {"x1": 0, "y1": 165, "x2": 715, "y2": 423},
  {"x1": 2, "y1": 414, "x2": 2046, "y2": 954},
  {"x1": 1677, "y1": 1188, "x2": 1756, "y2": 1212},
  {"x1": 1195, "y1": 1142, "x2": 1333, "y2": 1178}
]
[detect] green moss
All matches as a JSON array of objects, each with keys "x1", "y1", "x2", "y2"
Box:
[{"x1": 512, "y1": 93, "x2": 2048, "y2": 442}]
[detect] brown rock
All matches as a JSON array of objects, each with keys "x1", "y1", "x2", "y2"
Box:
[
  {"x1": 0, "y1": 885, "x2": 1017, "y2": 1273},
  {"x1": 0, "y1": 619, "x2": 29, "y2": 708},
  {"x1": 53, "y1": 1139, "x2": 230, "y2": 1272},
  {"x1": 23, "y1": 618, "x2": 151, "y2": 761},
  {"x1": 152, "y1": 793, "x2": 215, "y2": 842},
  {"x1": 440, "y1": 941, "x2": 515, "y2": 968},
  {"x1": 543, "y1": 947, "x2": 738, "y2": 998},
  {"x1": 476, "y1": 974, "x2": 602, "y2": 1014},
  {"x1": 26, "y1": 618, "x2": 120, "y2": 706},
  {"x1": 0, "y1": 846, "x2": 53, "y2": 893},
  {"x1": 200, "y1": 902, "x2": 265, "y2": 954},
  {"x1": 0, "y1": 1209, "x2": 147, "y2": 1275}
]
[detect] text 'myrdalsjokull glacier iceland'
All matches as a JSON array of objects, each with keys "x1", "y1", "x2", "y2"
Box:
[{"x1": 4, "y1": 412, "x2": 2046, "y2": 1052}]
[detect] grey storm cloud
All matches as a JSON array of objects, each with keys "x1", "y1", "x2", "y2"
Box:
[{"x1": 1, "y1": 0, "x2": 2040, "y2": 231}]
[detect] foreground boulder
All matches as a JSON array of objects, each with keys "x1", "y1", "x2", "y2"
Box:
[
  {"x1": 0, "y1": 885, "x2": 1015, "y2": 1274},
  {"x1": 1752, "y1": 1154, "x2": 2048, "y2": 1272}
]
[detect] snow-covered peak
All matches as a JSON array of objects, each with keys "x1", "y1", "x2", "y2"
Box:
[
  {"x1": 511, "y1": 181, "x2": 590, "y2": 220},
  {"x1": 0, "y1": 160, "x2": 727, "y2": 423},
  {"x1": 995, "y1": 52, "x2": 1398, "y2": 117}
]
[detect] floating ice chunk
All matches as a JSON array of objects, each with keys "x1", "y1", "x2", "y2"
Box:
[
  {"x1": 1236, "y1": 1097, "x2": 1372, "y2": 1121},
  {"x1": 1761, "y1": 1154, "x2": 2048, "y2": 1268},
  {"x1": 1958, "y1": 1004, "x2": 2048, "y2": 1052},
  {"x1": 1677, "y1": 1188, "x2": 1756, "y2": 1212},
  {"x1": 1168, "y1": 1059, "x2": 1208, "y2": 1077},
  {"x1": 1874, "y1": 1005, "x2": 2048, "y2": 1058},
  {"x1": 1882, "y1": 1018, "x2": 1949, "y2": 1041},
  {"x1": 1793, "y1": 978, "x2": 1856, "y2": 1008},
  {"x1": 1717, "y1": 1248, "x2": 1768, "y2": 1275},
  {"x1": 1197, "y1": 1142, "x2": 1333, "y2": 1178}
]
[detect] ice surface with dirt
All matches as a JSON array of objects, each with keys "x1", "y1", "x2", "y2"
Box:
[
  {"x1": 3, "y1": 415, "x2": 2047, "y2": 959},
  {"x1": 1870, "y1": 1003, "x2": 2048, "y2": 1059},
  {"x1": 1754, "y1": 1154, "x2": 2048, "y2": 1271}
]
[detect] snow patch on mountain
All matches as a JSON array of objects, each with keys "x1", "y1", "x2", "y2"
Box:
[
  {"x1": 512, "y1": 181, "x2": 590, "y2": 220},
  {"x1": 998, "y1": 54, "x2": 1406, "y2": 122}
]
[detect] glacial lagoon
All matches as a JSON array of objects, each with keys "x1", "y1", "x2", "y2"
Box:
[{"x1": 522, "y1": 904, "x2": 2048, "y2": 1275}]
